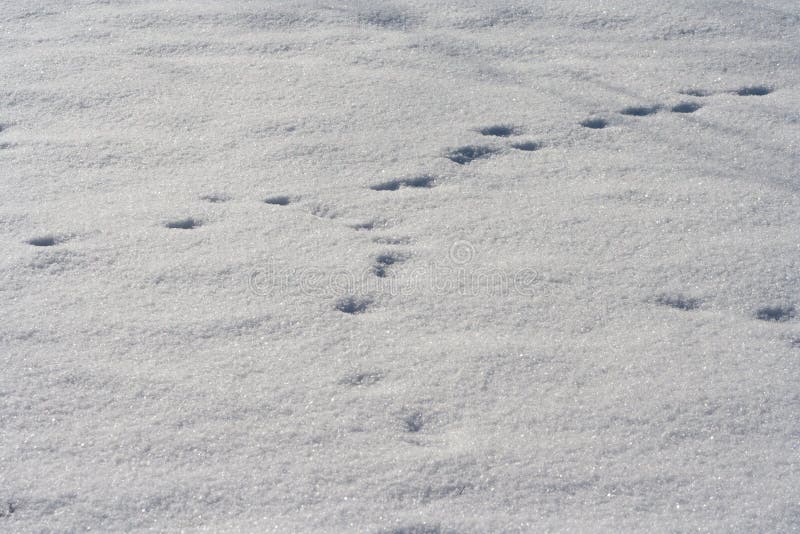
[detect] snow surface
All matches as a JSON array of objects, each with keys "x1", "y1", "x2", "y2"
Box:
[{"x1": 2, "y1": 1, "x2": 800, "y2": 532}]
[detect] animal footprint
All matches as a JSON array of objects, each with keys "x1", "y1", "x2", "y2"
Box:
[
  {"x1": 679, "y1": 88, "x2": 712, "y2": 97},
  {"x1": 755, "y1": 305, "x2": 795, "y2": 322},
  {"x1": 27, "y1": 235, "x2": 61, "y2": 247},
  {"x1": 335, "y1": 295, "x2": 371, "y2": 314},
  {"x1": 446, "y1": 145, "x2": 498, "y2": 164},
  {"x1": 373, "y1": 251, "x2": 404, "y2": 278},
  {"x1": 620, "y1": 105, "x2": 660, "y2": 117},
  {"x1": 370, "y1": 175, "x2": 435, "y2": 191},
  {"x1": 671, "y1": 102, "x2": 702, "y2": 113},
  {"x1": 656, "y1": 294, "x2": 701, "y2": 311},
  {"x1": 264, "y1": 195, "x2": 292, "y2": 206},
  {"x1": 477, "y1": 125, "x2": 521, "y2": 137},
  {"x1": 580, "y1": 118, "x2": 608, "y2": 129},
  {"x1": 165, "y1": 217, "x2": 201, "y2": 229},
  {"x1": 736, "y1": 85, "x2": 772, "y2": 96},
  {"x1": 511, "y1": 141, "x2": 540, "y2": 151},
  {"x1": 403, "y1": 411, "x2": 424, "y2": 433}
]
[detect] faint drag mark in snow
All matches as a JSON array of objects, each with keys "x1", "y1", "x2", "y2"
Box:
[
  {"x1": 354, "y1": 2, "x2": 419, "y2": 30},
  {"x1": 165, "y1": 217, "x2": 201, "y2": 229},
  {"x1": 511, "y1": 141, "x2": 540, "y2": 151},
  {"x1": 340, "y1": 371, "x2": 383, "y2": 387},
  {"x1": 350, "y1": 219, "x2": 385, "y2": 231},
  {"x1": 199, "y1": 193, "x2": 230, "y2": 203},
  {"x1": 370, "y1": 175, "x2": 435, "y2": 191},
  {"x1": 264, "y1": 195, "x2": 292, "y2": 206},
  {"x1": 680, "y1": 88, "x2": 712, "y2": 97},
  {"x1": 671, "y1": 102, "x2": 702, "y2": 114},
  {"x1": 373, "y1": 251, "x2": 404, "y2": 278},
  {"x1": 27, "y1": 235, "x2": 61, "y2": 247},
  {"x1": 736, "y1": 86, "x2": 772, "y2": 96},
  {"x1": 477, "y1": 124, "x2": 521, "y2": 137},
  {"x1": 335, "y1": 295, "x2": 371, "y2": 314},
  {"x1": 446, "y1": 145, "x2": 498, "y2": 164},
  {"x1": 620, "y1": 105, "x2": 660, "y2": 117},
  {"x1": 655, "y1": 294, "x2": 701, "y2": 311},
  {"x1": 580, "y1": 118, "x2": 608, "y2": 129},
  {"x1": 755, "y1": 305, "x2": 795, "y2": 322}
]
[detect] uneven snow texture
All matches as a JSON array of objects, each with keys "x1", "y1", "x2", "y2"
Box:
[{"x1": 2, "y1": 0, "x2": 800, "y2": 532}]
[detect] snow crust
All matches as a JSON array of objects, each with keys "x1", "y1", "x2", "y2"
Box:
[{"x1": 2, "y1": 1, "x2": 799, "y2": 531}]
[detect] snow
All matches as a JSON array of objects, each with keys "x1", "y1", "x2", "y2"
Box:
[{"x1": 1, "y1": 0, "x2": 799, "y2": 531}]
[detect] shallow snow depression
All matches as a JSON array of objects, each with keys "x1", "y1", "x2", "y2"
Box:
[{"x1": 2, "y1": 0, "x2": 799, "y2": 532}]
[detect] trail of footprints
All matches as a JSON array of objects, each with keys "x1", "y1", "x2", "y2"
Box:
[{"x1": 19, "y1": 83, "x2": 794, "y2": 363}]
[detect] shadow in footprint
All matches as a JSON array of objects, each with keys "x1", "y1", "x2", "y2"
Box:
[
  {"x1": 373, "y1": 252, "x2": 404, "y2": 278},
  {"x1": 656, "y1": 294, "x2": 701, "y2": 311},
  {"x1": 403, "y1": 412, "x2": 424, "y2": 433},
  {"x1": 581, "y1": 118, "x2": 608, "y2": 129},
  {"x1": 446, "y1": 145, "x2": 498, "y2": 164},
  {"x1": 680, "y1": 89, "x2": 712, "y2": 97},
  {"x1": 27, "y1": 235, "x2": 59, "y2": 247},
  {"x1": 511, "y1": 141, "x2": 540, "y2": 151},
  {"x1": 621, "y1": 105, "x2": 660, "y2": 117},
  {"x1": 335, "y1": 295, "x2": 371, "y2": 314},
  {"x1": 264, "y1": 195, "x2": 291, "y2": 206},
  {"x1": 736, "y1": 86, "x2": 772, "y2": 96},
  {"x1": 371, "y1": 175, "x2": 435, "y2": 191},
  {"x1": 672, "y1": 102, "x2": 702, "y2": 114},
  {"x1": 478, "y1": 125, "x2": 520, "y2": 137},
  {"x1": 165, "y1": 218, "x2": 201, "y2": 229},
  {"x1": 755, "y1": 305, "x2": 795, "y2": 322}
]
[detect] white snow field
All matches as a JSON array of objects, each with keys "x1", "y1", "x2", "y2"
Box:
[{"x1": 2, "y1": 0, "x2": 800, "y2": 531}]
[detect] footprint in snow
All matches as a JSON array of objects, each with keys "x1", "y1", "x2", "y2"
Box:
[
  {"x1": 27, "y1": 235, "x2": 61, "y2": 247},
  {"x1": 373, "y1": 251, "x2": 404, "y2": 278},
  {"x1": 511, "y1": 140, "x2": 541, "y2": 151},
  {"x1": 679, "y1": 88, "x2": 713, "y2": 97},
  {"x1": 755, "y1": 305, "x2": 795, "y2": 322},
  {"x1": 446, "y1": 145, "x2": 499, "y2": 164},
  {"x1": 264, "y1": 195, "x2": 292, "y2": 206},
  {"x1": 165, "y1": 217, "x2": 201, "y2": 229},
  {"x1": 335, "y1": 295, "x2": 371, "y2": 314},
  {"x1": 477, "y1": 124, "x2": 521, "y2": 137},
  {"x1": 620, "y1": 105, "x2": 660, "y2": 117},
  {"x1": 370, "y1": 175, "x2": 435, "y2": 191},
  {"x1": 655, "y1": 294, "x2": 701, "y2": 311},
  {"x1": 580, "y1": 118, "x2": 608, "y2": 129},
  {"x1": 735, "y1": 85, "x2": 772, "y2": 96},
  {"x1": 671, "y1": 102, "x2": 702, "y2": 113}
]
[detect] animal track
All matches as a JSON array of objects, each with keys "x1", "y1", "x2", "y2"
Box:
[
  {"x1": 679, "y1": 89, "x2": 712, "y2": 97},
  {"x1": 736, "y1": 86, "x2": 772, "y2": 96},
  {"x1": 0, "y1": 501, "x2": 16, "y2": 518},
  {"x1": 340, "y1": 371, "x2": 383, "y2": 387},
  {"x1": 478, "y1": 125, "x2": 520, "y2": 137},
  {"x1": 264, "y1": 195, "x2": 292, "y2": 206},
  {"x1": 27, "y1": 235, "x2": 59, "y2": 247},
  {"x1": 620, "y1": 105, "x2": 660, "y2": 116},
  {"x1": 370, "y1": 175, "x2": 435, "y2": 191},
  {"x1": 403, "y1": 411, "x2": 424, "y2": 433},
  {"x1": 581, "y1": 118, "x2": 608, "y2": 129},
  {"x1": 671, "y1": 102, "x2": 702, "y2": 113},
  {"x1": 200, "y1": 193, "x2": 230, "y2": 203},
  {"x1": 755, "y1": 305, "x2": 795, "y2": 322},
  {"x1": 446, "y1": 145, "x2": 498, "y2": 164},
  {"x1": 165, "y1": 217, "x2": 201, "y2": 229},
  {"x1": 511, "y1": 141, "x2": 540, "y2": 151},
  {"x1": 373, "y1": 251, "x2": 404, "y2": 278},
  {"x1": 656, "y1": 294, "x2": 701, "y2": 311},
  {"x1": 335, "y1": 295, "x2": 371, "y2": 314}
]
